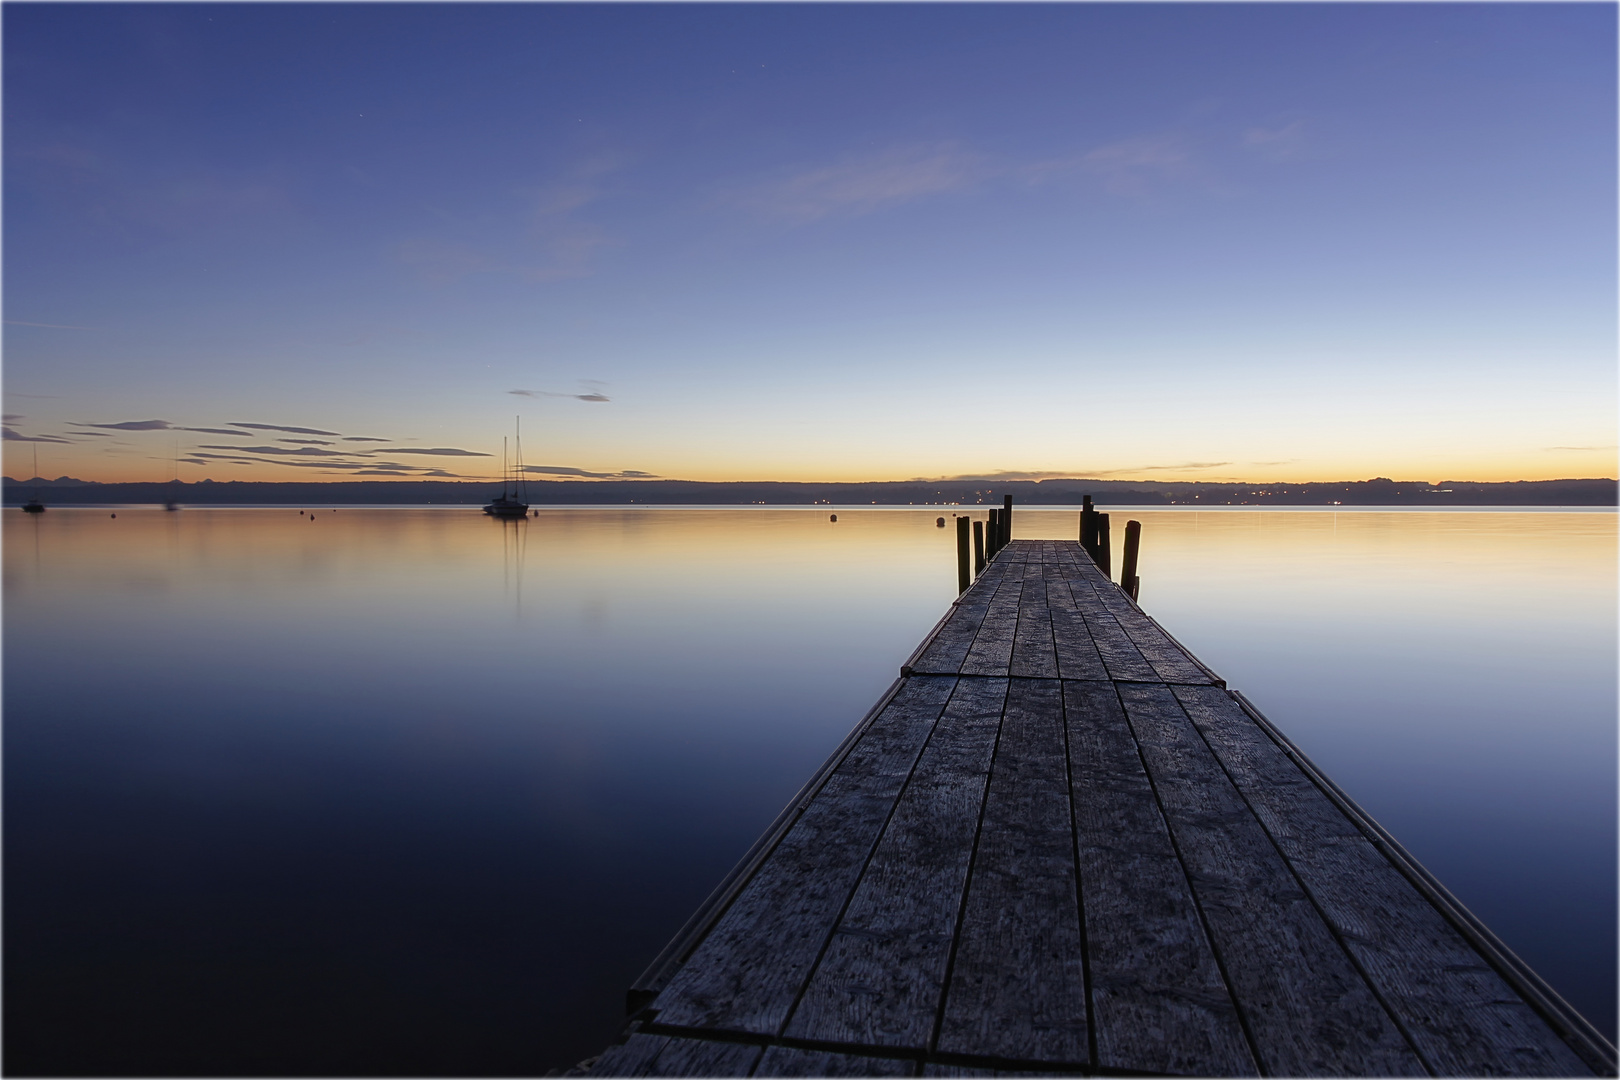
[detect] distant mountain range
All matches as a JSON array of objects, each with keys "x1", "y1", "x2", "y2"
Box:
[{"x1": 4, "y1": 476, "x2": 1615, "y2": 506}]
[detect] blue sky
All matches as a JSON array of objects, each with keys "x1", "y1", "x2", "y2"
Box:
[{"x1": 4, "y1": 3, "x2": 1614, "y2": 484}]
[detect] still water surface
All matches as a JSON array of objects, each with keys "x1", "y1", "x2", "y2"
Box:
[{"x1": 5, "y1": 506, "x2": 1614, "y2": 1074}]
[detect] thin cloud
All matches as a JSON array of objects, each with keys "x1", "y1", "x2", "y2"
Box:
[
  {"x1": 1242, "y1": 119, "x2": 1307, "y2": 161},
  {"x1": 1093, "y1": 461, "x2": 1231, "y2": 475},
  {"x1": 1074, "y1": 134, "x2": 1192, "y2": 196},
  {"x1": 508, "y1": 388, "x2": 611, "y2": 403},
  {"x1": 384, "y1": 447, "x2": 491, "y2": 457},
  {"x1": 521, "y1": 465, "x2": 656, "y2": 479},
  {"x1": 937, "y1": 470, "x2": 1085, "y2": 482},
  {"x1": 278, "y1": 438, "x2": 334, "y2": 445},
  {"x1": 76, "y1": 419, "x2": 173, "y2": 431},
  {"x1": 229, "y1": 422, "x2": 343, "y2": 436},
  {"x1": 343, "y1": 437, "x2": 390, "y2": 442},
  {"x1": 2, "y1": 414, "x2": 21, "y2": 421},
  {"x1": 2, "y1": 426, "x2": 73, "y2": 443},
  {"x1": 5, "y1": 320, "x2": 97, "y2": 330},
  {"x1": 198, "y1": 444, "x2": 346, "y2": 457},
  {"x1": 70, "y1": 419, "x2": 256, "y2": 436},
  {"x1": 1545, "y1": 445, "x2": 1616, "y2": 452},
  {"x1": 738, "y1": 143, "x2": 983, "y2": 223}
]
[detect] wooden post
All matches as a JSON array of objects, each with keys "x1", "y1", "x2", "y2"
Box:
[
  {"x1": 956, "y1": 515, "x2": 971, "y2": 593},
  {"x1": 973, "y1": 520, "x2": 985, "y2": 573},
  {"x1": 1002, "y1": 494, "x2": 1013, "y2": 548},
  {"x1": 1079, "y1": 501, "x2": 1096, "y2": 559},
  {"x1": 987, "y1": 508, "x2": 1000, "y2": 555},
  {"x1": 1097, "y1": 513, "x2": 1112, "y2": 579},
  {"x1": 1121, "y1": 519, "x2": 1142, "y2": 601}
]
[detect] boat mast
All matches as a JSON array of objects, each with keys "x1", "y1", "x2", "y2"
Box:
[{"x1": 515, "y1": 415, "x2": 527, "y2": 504}]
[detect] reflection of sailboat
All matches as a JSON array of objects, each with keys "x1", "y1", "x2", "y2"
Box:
[{"x1": 483, "y1": 418, "x2": 530, "y2": 519}]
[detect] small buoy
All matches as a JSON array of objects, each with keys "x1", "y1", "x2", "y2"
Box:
[
  {"x1": 829, "y1": 514, "x2": 837, "y2": 522},
  {"x1": 937, "y1": 517, "x2": 945, "y2": 527},
  {"x1": 110, "y1": 513, "x2": 116, "y2": 518}
]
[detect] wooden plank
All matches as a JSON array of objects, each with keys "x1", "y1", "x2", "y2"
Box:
[
  {"x1": 1117, "y1": 682, "x2": 1426, "y2": 1076},
  {"x1": 938, "y1": 679, "x2": 1088, "y2": 1065},
  {"x1": 1062, "y1": 680, "x2": 1257, "y2": 1077},
  {"x1": 1088, "y1": 588, "x2": 1214, "y2": 685},
  {"x1": 1173, "y1": 684, "x2": 1595, "y2": 1077},
  {"x1": 1045, "y1": 578, "x2": 1109, "y2": 682},
  {"x1": 589, "y1": 1033, "x2": 671, "y2": 1076},
  {"x1": 1009, "y1": 565, "x2": 1059, "y2": 678},
  {"x1": 786, "y1": 679, "x2": 1008, "y2": 1049},
  {"x1": 754, "y1": 1045, "x2": 914, "y2": 1077},
  {"x1": 1065, "y1": 585, "x2": 1158, "y2": 683},
  {"x1": 651, "y1": 676, "x2": 959, "y2": 1036},
  {"x1": 653, "y1": 1037, "x2": 762, "y2": 1077},
  {"x1": 587, "y1": 1034, "x2": 762, "y2": 1077},
  {"x1": 910, "y1": 565, "x2": 1013, "y2": 675},
  {"x1": 920, "y1": 1067, "x2": 1085, "y2": 1078},
  {"x1": 959, "y1": 573, "x2": 1024, "y2": 677}
]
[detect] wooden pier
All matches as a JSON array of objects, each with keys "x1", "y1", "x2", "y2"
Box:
[{"x1": 588, "y1": 538, "x2": 1615, "y2": 1077}]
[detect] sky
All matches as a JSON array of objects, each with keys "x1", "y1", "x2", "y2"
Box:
[{"x1": 4, "y1": 3, "x2": 1615, "y2": 485}]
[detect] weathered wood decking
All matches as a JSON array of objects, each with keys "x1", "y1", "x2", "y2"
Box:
[{"x1": 590, "y1": 540, "x2": 1615, "y2": 1077}]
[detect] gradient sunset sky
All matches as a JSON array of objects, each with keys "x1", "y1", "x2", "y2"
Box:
[{"x1": 4, "y1": 3, "x2": 1615, "y2": 485}]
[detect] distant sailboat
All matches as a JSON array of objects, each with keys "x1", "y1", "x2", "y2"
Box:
[
  {"x1": 21, "y1": 446, "x2": 44, "y2": 512},
  {"x1": 165, "y1": 436, "x2": 180, "y2": 510},
  {"x1": 483, "y1": 418, "x2": 530, "y2": 519}
]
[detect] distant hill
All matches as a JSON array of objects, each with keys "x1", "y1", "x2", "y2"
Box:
[
  {"x1": 3, "y1": 476, "x2": 1615, "y2": 506},
  {"x1": 9, "y1": 475, "x2": 96, "y2": 487}
]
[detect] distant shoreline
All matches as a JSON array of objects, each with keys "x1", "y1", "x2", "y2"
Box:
[{"x1": 5, "y1": 476, "x2": 1615, "y2": 507}]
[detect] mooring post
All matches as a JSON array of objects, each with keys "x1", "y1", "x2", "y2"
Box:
[
  {"x1": 1121, "y1": 519, "x2": 1142, "y2": 601},
  {"x1": 1097, "y1": 513, "x2": 1112, "y2": 578},
  {"x1": 1002, "y1": 494, "x2": 1013, "y2": 548},
  {"x1": 987, "y1": 508, "x2": 1000, "y2": 556},
  {"x1": 956, "y1": 515, "x2": 971, "y2": 593},
  {"x1": 973, "y1": 520, "x2": 985, "y2": 574},
  {"x1": 1080, "y1": 496, "x2": 1096, "y2": 560}
]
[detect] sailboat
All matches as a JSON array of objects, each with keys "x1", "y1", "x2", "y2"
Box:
[
  {"x1": 483, "y1": 418, "x2": 530, "y2": 519},
  {"x1": 21, "y1": 446, "x2": 44, "y2": 513}
]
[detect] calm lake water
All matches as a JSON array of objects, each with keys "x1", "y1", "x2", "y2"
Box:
[{"x1": 5, "y1": 506, "x2": 1614, "y2": 1074}]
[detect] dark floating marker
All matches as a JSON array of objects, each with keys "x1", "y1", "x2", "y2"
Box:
[
  {"x1": 936, "y1": 517, "x2": 945, "y2": 527},
  {"x1": 830, "y1": 514, "x2": 838, "y2": 522},
  {"x1": 110, "y1": 514, "x2": 116, "y2": 518}
]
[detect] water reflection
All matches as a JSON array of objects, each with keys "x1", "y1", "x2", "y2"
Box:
[{"x1": 4, "y1": 507, "x2": 1614, "y2": 1075}]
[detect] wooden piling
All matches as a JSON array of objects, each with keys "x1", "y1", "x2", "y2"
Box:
[
  {"x1": 987, "y1": 508, "x2": 1000, "y2": 556},
  {"x1": 956, "y1": 515, "x2": 971, "y2": 593},
  {"x1": 1002, "y1": 494, "x2": 1012, "y2": 547},
  {"x1": 1097, "y1": 512, "x2": 1112, "y2": 578},
  {"x1": 1122, "y1": 519, "x2": 1142, "y2": 601},
  {"x1": 973, "y1": 520, "x2": 985, "y2": 574}
]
